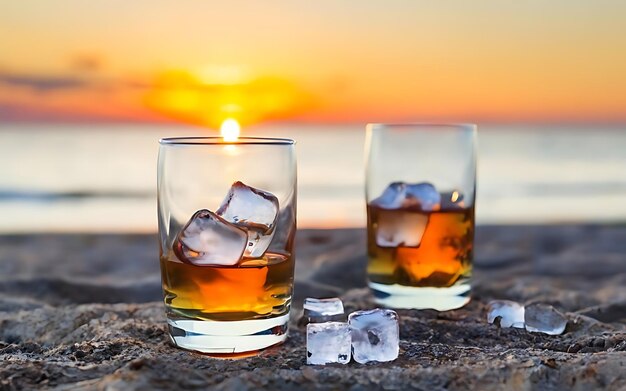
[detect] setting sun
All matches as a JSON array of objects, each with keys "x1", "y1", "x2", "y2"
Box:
[{"x1": 220, "y1": 118, "x2": 240, "y2": 141}]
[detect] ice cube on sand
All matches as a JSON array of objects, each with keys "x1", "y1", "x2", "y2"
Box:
[
  {"x1": 487, "y1": 300, "x2": 525, "y2": 328},
  {"x1": 306, "y1": 322, "x2": 351, "y2": 365},
  {"x1": 524, "y1": 303, "x2": 567, "y2": 335},
  {"x1": 349, "y1": 309, "x2": 399, "y2": 364},
  {"x1": 216, "y1": 181, "x2": 279, "y2": 258},
  {"x1": 173, "y1": 209, "x2": 247, "y2": 266},
  {"x1": 304, "y1": 298, "x2": 345, "y2": 323},
  {"x1": 371, "y1": 182, "x2": 441, "y2": 211}
]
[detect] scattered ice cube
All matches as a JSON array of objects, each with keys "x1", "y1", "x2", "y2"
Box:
[
  {"x1": 487, "y1": 300, "x2": 525, "y2": 328},
  {"x1": 173, "y1": 209, "x2": 247, "y2": 266},
  {"x1": 524, "y1": 303, "x2": 567, "y2": 335},
  {"x1": 375, "y1": 210, "x2": 428, "y2": 248},
  {"x1": 216, "y1": 181, "x2": 279, "y2": 258},
  {"x1": 371, "y1": 182, "x2": 441, "y2": 211},
  {"x1": 304, "y1": 298, "x2": 345, "y2": 323},
  {"x1": 306, "y1": 322, "x2": 351, "y2": 365},
  {"x1": 349, "y1": 309, "x2": 399, "y2": 364}
]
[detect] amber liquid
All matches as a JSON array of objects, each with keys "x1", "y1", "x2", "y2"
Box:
[
  {"x1": 160, "y1": 251, "x2": 294, "y2": 321},
  {"x1": 367, "y1": 205, "x2": 474, "y2": 287}
]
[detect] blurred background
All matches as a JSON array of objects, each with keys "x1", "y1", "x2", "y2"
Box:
[{"x1": 1, "y1": 1, "x2": 625, "y2": 232}]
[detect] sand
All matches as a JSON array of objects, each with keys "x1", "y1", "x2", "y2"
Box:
[{"x1": 0, "y1": 225, "x2": 625, "y2": 390}]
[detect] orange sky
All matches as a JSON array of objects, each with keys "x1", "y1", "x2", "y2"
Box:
[{"x1": 1, "y1": 1, "x2": 626, "y2": 127}]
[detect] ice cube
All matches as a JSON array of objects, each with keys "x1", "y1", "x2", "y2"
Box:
[
  {"x1": 267, "y1": 200, "x2": 296, "y2": 252},
  {"x1": 216, "y1": 181, "x2": 279, "y2": 258},
  {"x1": 304, "y1": 298, "x2": 345, "y2": 323},
  {"x1": 405, "y1": 183, "x2": 441, "y2": 211},
  {"x1": 487, "y1": 300, "x2": 525, "y2": 328},
  {"x1": 524, "y1": 303, "x2": 567, "y2": 335},
  {"x1": 371, "y1": 182, "x2": 441, "y2": 211},
  {"x1": 370, "y1": 182, "x2": 406, "y2": 209},
  {"x1": 173, "y1": 209, "x2": 247, "y2": 266},
  {"x1": 375, "y1": 210, "x2": 428, "y2": 248},
  {"x1": 349, "y1": 309, "x2": 399, "y2": 364},
  {"x1": 306, "y1": 322, "x2": 351, "y2": 365}
]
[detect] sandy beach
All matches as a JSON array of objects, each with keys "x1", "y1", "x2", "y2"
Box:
[
  {"x1": 0, "y1": 225, "x2": 624, "y2": 389},
  {"x1": 3, "y1": 2, "x2": 626, "y2": 389}
]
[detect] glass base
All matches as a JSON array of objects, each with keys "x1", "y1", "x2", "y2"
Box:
[
  {"x1": 368, "y1": 280, "x2": 471, "y2": 311},
  {"x1": 167, "y1": 313, "x2": 290, "y2": 354}
]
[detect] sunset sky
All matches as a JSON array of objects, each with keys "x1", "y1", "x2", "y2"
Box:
[{"x1": 1, "y1": 1, "x2": 626, "y2": 127}]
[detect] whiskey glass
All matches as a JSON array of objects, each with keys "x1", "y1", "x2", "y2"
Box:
[
  {"x1": 365, "y1": 124, "x2": 476, "y2": 311},
  {"x1": 158, "y1": 137, "x2": 296, "y2": 354}
]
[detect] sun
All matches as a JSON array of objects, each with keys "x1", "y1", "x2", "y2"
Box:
[{"x1": 220, "y1": 118, "x2": 240, "y2": 141}]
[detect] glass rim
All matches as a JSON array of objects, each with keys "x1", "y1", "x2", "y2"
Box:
[
  {"x1": 367, "y1": 122, "x2": 477, "y2": 130},
  {"x1": 159, "y1": 136, "x2": 295, "y2": 146}
]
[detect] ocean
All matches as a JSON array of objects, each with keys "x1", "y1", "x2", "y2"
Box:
[{"x1": 1, "y1": 123, "x2": 625, "y2": 232}]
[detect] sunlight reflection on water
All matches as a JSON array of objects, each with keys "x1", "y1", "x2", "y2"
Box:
[{"x1": 0, "y1": 123, "x2": 624, "y2": 232}]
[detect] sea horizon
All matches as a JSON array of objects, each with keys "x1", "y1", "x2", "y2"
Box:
[{"x1": 1, "y1": 123, "x2": 625, "y2": 233}]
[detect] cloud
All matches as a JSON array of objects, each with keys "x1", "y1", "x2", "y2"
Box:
[
  {"x1": 0, "y1": 67, "x2": 320, "y2": 125},
  {"x1": 69, "y1": 53, "x2": 104, "y2": 72},
  {"x1": 0, "y1": 72, "x2": 164, "y2": 123},
  {"x1": 0, "y1": 72, "x2": 89, "y2": 92}
]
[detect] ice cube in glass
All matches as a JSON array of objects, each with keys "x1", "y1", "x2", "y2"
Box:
[
  {"x1": 216, "y1": 181, "x2": 279, "y2": 258},
  {"x1": 173, "y1": 209, "x2": 247, "y2": 266}
]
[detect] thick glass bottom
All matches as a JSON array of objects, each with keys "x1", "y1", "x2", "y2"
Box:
[
  {"x1": 167, "y1": 313, "x2": 290, "y2": 354},
  {"x1": 369, "y1": 279, "x2": 471, "y2": 311}
]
